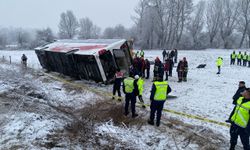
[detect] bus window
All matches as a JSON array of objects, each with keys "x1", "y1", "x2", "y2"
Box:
[
  {"x1": 99, "y1": 50, "x2": 116, "y2": 80},
  {"x1": 113, "y1": 49, "x2": 131, "y2": 76}
]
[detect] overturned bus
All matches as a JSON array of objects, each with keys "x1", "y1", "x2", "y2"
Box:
[{"x1": 35, "y1": 39, "x2": 133, "y2": 83}]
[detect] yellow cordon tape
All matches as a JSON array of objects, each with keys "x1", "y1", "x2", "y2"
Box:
[{"x1": 44, "y1": 73, "x2": 230, "y2": 128}]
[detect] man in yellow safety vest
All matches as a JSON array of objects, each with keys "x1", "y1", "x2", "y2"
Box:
[
  {"x1": 216, "y1": 57, "x2": 223, "y2": 74},
  {"x1": 230, "y1": 51, "x2": 236, "y2": 65},
  {"x1": 229, "y1": 88, "x2": 250, "y2": 150},
  {"x1": 148, "y1": 77, "x2": 172, "y2": 127},
  {"x1": 123, "y1": 74, "x2": 139, "y2": 118}
]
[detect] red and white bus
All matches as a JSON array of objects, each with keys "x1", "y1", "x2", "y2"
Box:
[{"x1": 35, "y1": 39, "x2": 133, "y2": 83}]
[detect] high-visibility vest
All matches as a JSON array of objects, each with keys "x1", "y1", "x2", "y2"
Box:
[
  {"x1": 124, "y1": 77, "x2": 134, "y2": 93},
  {"x1": 216, "y1": 58, "x2": 223, "y2": 67},
  {"x1": 231, "y1": 97, "x2": 250, "y2": 128},
  {"x1": 153, "y1": 81, "x2": 168, "y2": 101},
  {"x1": 231, "y1": 53, "x2": 236, "y2": 59},
  {"x1": 140, "y1": 51, "x2": 144, "y2": 57},
  {"x1": 248, "y1": 55, "x2": 250, "y2": 61},
  {"x1": 137, "y1": 78, "x2": 144, "y2": 95},
  {"x1": 243, "y1": 54, "x2": 248, "y2": 60},
  {"x1": 238, "y1": 54, "x2": 242, "y2": 59}
]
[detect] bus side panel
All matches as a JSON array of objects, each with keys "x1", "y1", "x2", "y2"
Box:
[{"x1": 74, "y1": 55, "x2": 103, "y2": 82}]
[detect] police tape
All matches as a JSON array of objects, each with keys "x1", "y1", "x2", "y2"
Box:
[
  {"x1": 43, "y1": 72, "x2": 230, "y2": 128},
  {"x1": 138, "y1": 102, "x2": 230, "y2": 128}
]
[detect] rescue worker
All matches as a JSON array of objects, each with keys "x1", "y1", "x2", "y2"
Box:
[
  {"x1": 237, "y1": 51, "x2": 242, "y2": 66},
  {"x1": 135, "y1": 75, "x2": 146, "y2": 108},
  {"x1": 148, "y1": 77, "x2": 172, "y2": 127},
  {"x1": 230, "y1": 51, "x2": 236, "y2": 65},
  {"x1": 112, "y1": 68, "x2": 124, "y2": 101},
  {"x1": 140, "y1": 49, "x2": 145, "y2": 58},
  {"x1": 145, "y1": 59, "x2": 150, "y2": 79},
  {"x1": 226, "y1": 81, "x2": 246, "y2": 123},
  {"x1": 183, "y1": 57, "x2": 188, "y2": 82},
  {"x1": 123, "y1": 74, "x2": 139, "y2": 118},
  {"x1": 216, "y1": 57, "x2": 223, "y2": 74},
  {"x1": 229, "y1": 88, "x2": 250, "y2": 150},
  {"x1": 243, "y1": 52, "x2": 248, "y2": 66},
  {"x1": 21, "y1": 54, "x2": 27, "y2": 67}
]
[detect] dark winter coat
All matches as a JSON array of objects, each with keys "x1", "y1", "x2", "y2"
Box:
[
  {"x1": 162, "y1": 50, "x2": 167, "y2": 58},
  {"x1": 170, "y1": 50, "x2": 175, "y2": 58},
  {"x1": 183, "y1": 60, "x2": 188, "y2": 72},
  {"x1": 232, "y1": 86, "x2": 246, "y2": 104},
  {"x1": 169, "y1": 59, "x2": 174, "y2": 70},
  {"x1": 145, "y1": 60, "x2": 150, "y2": 69},
  {"x1": 177, "y1": 61, "x2": 184, "y2": 72}
]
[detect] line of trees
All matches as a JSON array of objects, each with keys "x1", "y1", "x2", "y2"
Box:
[
  {"x1": 131, "y1": 0, "x2": 250, "y2": 49},
  {"x1": 1, "y1": 0, "x2": 250, "y2": 50}
]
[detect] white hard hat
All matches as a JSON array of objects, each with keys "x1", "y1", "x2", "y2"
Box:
[{"x1": 134, "y1": 75, "x2": 139, "y2": 79}]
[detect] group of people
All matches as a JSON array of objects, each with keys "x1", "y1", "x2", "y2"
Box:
[
  {"x1": 130, "y1": 53, "x2": 151, "y2": 79},
  {"x1": 112, "y1": 68, "x2": 171, "y2": 126},
  {"x1": 226, "y1": 81, "x2": 250, "y2": 150},
  {"x1": 230, "y1": 51, "x2": 250, "y2": 67}
]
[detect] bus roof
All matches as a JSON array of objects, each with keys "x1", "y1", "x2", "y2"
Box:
[{"x1": 35, "y1": 39, "x2": 127, "y2": 55}]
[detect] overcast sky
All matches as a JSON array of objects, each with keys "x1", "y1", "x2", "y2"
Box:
[{"x1": 0, "y1": 0, "x2": 141, "y2": 32}]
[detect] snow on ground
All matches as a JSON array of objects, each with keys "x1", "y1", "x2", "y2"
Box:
[{"x1": 0, "y1": 49, "x2": 249, "y2": 149}]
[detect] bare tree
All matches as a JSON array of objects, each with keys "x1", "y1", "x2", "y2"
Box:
[
  {"x1": 79, "y1": 17, "x2": 100, "y2": 39},
  {"x1": 219, "y1": 0, "x2": 240, "y2": 48},
  {"x1": 238, "y1": 0, "x2": 250, "y2": 48},
  {"x1": 35, "y1": 27, "x2": 54, "y2": 47},
  {"x1": 0, "y1": 29, "x2": 7, "y2": 48},
  {"x1": 206, "y1": 0, "x2": 222, "y2": 47},
  {"x1": 187, "y1": 1, "x2": 205, "y2": 49},
  {"x1": 58, "y1": 10, "x2": 78, "y2": 39},
  {"x1": 16, "y1": 28, "x2": 30, "y2": 48}
]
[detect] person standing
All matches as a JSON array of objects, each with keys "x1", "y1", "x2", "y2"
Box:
[
  {"x1": 148, "y1": 77, "x2": 172, "y2": 127},
  {"x1": 169, "y1": 49, "x2": 175, "y2": 60},
  {"x1": 237, "y1": 51, "x2": 242, "y2": 66},
  {"x1": 226, "y1": 81, "x2": 247, "y2": 123},
  {"x1": 177, "y1": 60, "x2": 184, "y2": 82},
  {"x1": 216, "y1": 57, "x2": 223, "y2": 74},
  {"x1": 164, "y1": 59, "x2": 170, "y2": 81},
  {"x1": 112, "y1": 69, "x2": 124, "y2": 101},
  {"x1": 230, "y1": 51, "x2": 236, "y2": 65},
  {"x1": 229, "y1": 88, "x2": 250, "y2": 150},
  {"x1": 123, "y1": 75, "x2": 139, "y2": 118},
  {"x1": 243, "y1": 52, "x2": 248, "y2": 66},
  {"x1": 21, "y1": 54, "x2": 28, "y2": 67},
  {"x1": 140, "y1": 49, "x2": 145, "y2": 58},
  {"x1": 168, "y1": 58, "x2": 174, "y2": 77},
  {"x1": 153, "y1": 57, "x2": 161, "y2": 81},
  {"x1": 183, "y1": 57, "x2": 188, "y2": 82},
  {"x1": 162, "y1": 49, "x2": 167, "y2": 61},
  {"x1": 145, "y1": 59, "x2": 150, "y2": 79},
  {"x1": 136, "y1": 75, "x2": 146, "y2": 108},
  {"x1": 174, "y1": 49, "x2": 178, "y2": 63}
]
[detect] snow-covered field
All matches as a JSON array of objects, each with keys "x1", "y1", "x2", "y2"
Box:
[{"x1": 0, "y1": 49, "x2": 249, "y2": 149}]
